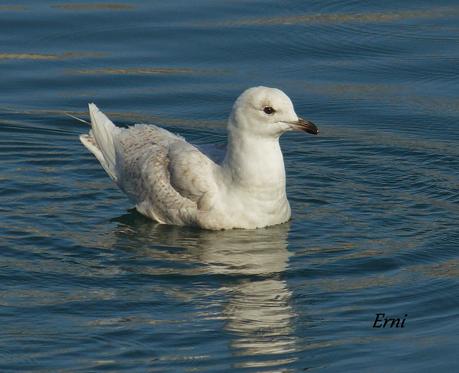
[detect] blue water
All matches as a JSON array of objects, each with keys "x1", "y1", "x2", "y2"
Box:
[{"x1": 1, "y1": 1, "x2": 458, "y2": 371}]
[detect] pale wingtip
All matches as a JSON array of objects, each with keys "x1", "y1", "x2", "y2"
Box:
[
  {"x1": 79, "y1": 134, "x2": 94, "y2": 148},
  {"x1": 79, "y1": 134, "x2": 88, "y2": 143}
]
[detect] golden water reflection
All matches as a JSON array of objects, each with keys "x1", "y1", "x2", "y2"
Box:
[
  {"x1": 0, "y1": 5, "x2": 27, "y2": 11},
  {"x1": 0, "y1": 52, "x2": 106, "y2": 60},
  {"x1": 222, "y1": 6, "x2": 459, "y2": 27},
  {"x1": 51, "y1": 3, "x2": 135, "y2": 11},
  {"x1": 68, "y1": 67, "x2": 227, "y2": 76}
]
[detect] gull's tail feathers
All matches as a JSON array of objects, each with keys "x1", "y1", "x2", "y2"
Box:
[{"x1": 80, "y1": 103, "x2": 121, "y2": 182}]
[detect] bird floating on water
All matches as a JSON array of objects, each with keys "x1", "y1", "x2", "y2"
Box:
[{"x1": 80, "y1": 86, "x2": 318, "y2": 230}]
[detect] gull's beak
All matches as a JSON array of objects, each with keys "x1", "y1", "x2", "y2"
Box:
[{"x1": 290, "y1": 118, "x2": 319, "y2": 135}]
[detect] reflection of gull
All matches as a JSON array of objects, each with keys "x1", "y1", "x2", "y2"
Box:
[
  {"x1": 113, "y1": 214, "x2": 298, "y2": 367},
  {"x1": 80, "y1": 86, "x2": 318, "y2": 229},
  {"x1": 224, "y1": 278, "x2": 297, "y2": 369}
]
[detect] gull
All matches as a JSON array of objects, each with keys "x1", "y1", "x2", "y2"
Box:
[{"x1": 80, "y1": 86, "x2": 318, "y2": 230}]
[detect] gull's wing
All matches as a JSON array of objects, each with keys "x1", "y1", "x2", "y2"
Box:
[
  {"x1": 80, "y1": 105, "x2": 219, "y2": 226},
  {"x1": 117, "y1": 124, "x2": 220, "y2": 225}
]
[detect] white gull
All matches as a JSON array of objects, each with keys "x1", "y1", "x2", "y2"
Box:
[{"x1": 80, "y1": 86, "x2": 318, "y2": 230}]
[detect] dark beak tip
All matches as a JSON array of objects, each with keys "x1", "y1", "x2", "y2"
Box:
[
  {"x1": 303, "y1": 121, "x2": 319, "y2": 135},
  {"x1": 292, "y1": 118, "x2": 319, "y2": 135}
]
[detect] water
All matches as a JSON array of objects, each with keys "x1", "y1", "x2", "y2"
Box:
[{"x1": 1, "y1": 0, "x2": 458, "y2": 371}]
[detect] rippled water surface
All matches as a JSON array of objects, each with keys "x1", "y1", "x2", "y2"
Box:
[{"x1": 1, "y1": 1, "x2": 458, "y2": 371}]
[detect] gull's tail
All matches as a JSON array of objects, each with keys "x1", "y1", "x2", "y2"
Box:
[{"x1": 79, "y1": 103, "x2": 121, "y2": 182}]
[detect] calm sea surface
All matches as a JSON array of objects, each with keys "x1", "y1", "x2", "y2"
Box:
[{"x1": 1, "y1": 1, "x2": 458, "y2": 371}]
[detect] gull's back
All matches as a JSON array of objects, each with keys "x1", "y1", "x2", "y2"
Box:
[{"x1": 80, "y1": 104, "x2": 219, "y2": 227}]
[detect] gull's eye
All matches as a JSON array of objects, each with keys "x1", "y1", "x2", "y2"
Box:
[{"x1": 263, "y1": 106, "x2": 275, "y2": 115}]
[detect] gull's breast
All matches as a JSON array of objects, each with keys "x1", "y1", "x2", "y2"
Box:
[{"x1": 200, "y1": 185, "x2": 291, "y2": 229}]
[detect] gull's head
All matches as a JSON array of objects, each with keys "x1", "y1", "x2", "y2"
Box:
[{"x1": 229, "y1": 86, "x2": 318, "y2": 138}]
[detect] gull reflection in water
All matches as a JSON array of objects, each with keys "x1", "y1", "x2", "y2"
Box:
[{"x1": 113, "y1": 212, "x2": 298, "y2": 369}]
